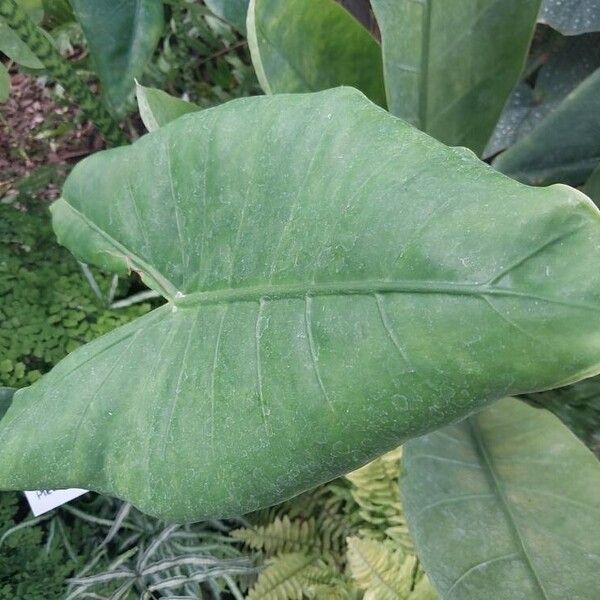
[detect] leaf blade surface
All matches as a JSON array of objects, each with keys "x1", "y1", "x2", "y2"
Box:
[
  {"x1": 493, "y1": 35, "x2": 600, "y2": 185},
  {"x1": 370, "y1": 0, "x2": 541, "y2": 154},
  {"x1": 70, "y1": 0, "x2": 164, "y2": 116},
  {"x1": 2, "y1": 89, "x2": 600, "y2": 521},
  {"x1": 539, "y1": 0, "x2": 600, "y2": 35},
  {"x1": 402, "y1": 397, "x2": 600, "y2": 599},
  {"x1": 248, "y1": 0, "x2": 386, "y2": 106}
]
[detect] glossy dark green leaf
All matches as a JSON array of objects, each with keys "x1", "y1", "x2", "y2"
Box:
[
  {"x1": 2, "y1": 89, "x2": 600, "y2": 522},
  {"x1": 247, "y1": 0, "x2": 386, "y2": 107},
  {"x1": 135, "y1": 83, "x2": 199, "y2": 132},
  {"x1": 486, "y1": 34, "x2": 600, "y2": 157},
  {"x1": 483, "y1": 83, "x2": 535, "y2": 159},
  {"x1": 205, "y1": 0, "x2": 249, "y2": 33},
  {"x1": 540, "y1": 0, "x2": 600, "y2": 35},
  {"x1": 493, "y1": 35, "x2": 600, "y2": 186},
  {"x1": 370, "y1": 0, "x2": 540, "y2": 154},
  {"x1": 70, "y1": 0, "x2": 164, "y2": 116},
  {"x1": 402, "y1": 397, "x2": 600, "y2": 599}
]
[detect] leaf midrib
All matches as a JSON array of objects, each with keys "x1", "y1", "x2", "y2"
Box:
[
  {"x1": 175, "y1": 279, "x2": 599, "y2": 313},
  {"x1": 466, "y1": 418, "x2": 550, "y2": 599},
  {"x1": 58, "y1": 197, "x2": 599, "y2": 314}
]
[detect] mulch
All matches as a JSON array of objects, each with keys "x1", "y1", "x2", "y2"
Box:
[{"x1": 0, "y1": 69, "x2": 105, "y2": 201}]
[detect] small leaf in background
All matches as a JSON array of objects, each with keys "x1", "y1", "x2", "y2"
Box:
[
  {"x1": 135, "y1": 83, "x2": 200, "y2": 132},
  {"x1": 493, "y1": 34, "x2": 600, "y2": 186},
  {"x1": 205, "y1": 0, "x2": 249, "y2": 34},
  {"x1": 539, "y1": 0, "x2": 600, "y2": 35},
  {"x1": 0, "y1": 62, "x2": 10, "y2": 102},
  {"x1": 484, "y1": 32, "x2": 596, "y2": 159},
  {"x1": 3, "y1": 89, "x2": 600, "y2": 522},
  {"x1": 402, "y1": 397, "x2": 600, "y2": 599},
  {"x1": 0, "y1": 0, "x2": 45, "y2": 69},
  {"x1": 70, "y1": 0, "x2": 164, "y2": 116},
  {"x1": 247, "y1": 0, "x2": 386, "y2": 107},
  {"x1": 41, "y1": 0, "x2": 74, "y2": 27},
  {"x1": 585, "y1": 164, "x2": 600, "y2": 205},
  {"x1": 370, "y1": 0, "x2": 541, "y2": 155}
]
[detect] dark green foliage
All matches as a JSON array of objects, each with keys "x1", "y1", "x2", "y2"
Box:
[
  {"x1": 146, "y1": 0, "x2": 260, "y2": 108},
  {"x1": 0, "y1": 0, "x2": 126, "y2": 145},
  {"x1": 0, "y1": 493, "x2": 75, "y2": 599},
  {"x1": 0, "y1": 169, "x2": 154, "y2": 596},
  {"x1": 0, "y1": 179, "x2": 151, "y2": 388}
]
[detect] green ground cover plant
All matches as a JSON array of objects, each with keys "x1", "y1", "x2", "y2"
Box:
[{"x1": 2, "y1": 1, "x2": 600, "y2": 598}]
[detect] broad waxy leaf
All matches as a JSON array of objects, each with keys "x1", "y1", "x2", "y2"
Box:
[
  {"x1": 247, "y1": 0, "x2": 386, "y2": 107},
  {"x1": 539, "y1": 0, "x2": 600, "y2": 35},
  {"x1": 205, "y1": 0, "x2": 249, "y2": 33},
  {"x1": 70, "y1": 0, "x2": 164, "y2": 116},
  {"x1": 2, "y1": 89, "x2": 600, "y2": 522},
  {"x1": 493, "y1": 35, "x2": 600, "y2": 186},
  {"x1": 136, "y1": 83, "x2": 200, "y2": 133},
  {"x1": 370, "y1": 0, "x2": 541, "y2": 155},
  {"x1": 402, "y1": 397, "x2": 600, "y2": 599}
]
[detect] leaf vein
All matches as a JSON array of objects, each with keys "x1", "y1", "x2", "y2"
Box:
[{"x1": 304, "y1": 296, "x2": 335, "y2": 412}]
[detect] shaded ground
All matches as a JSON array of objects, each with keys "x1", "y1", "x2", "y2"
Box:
[{"x1": 0, "y1": 69, "x2": 104, "y2": 201}]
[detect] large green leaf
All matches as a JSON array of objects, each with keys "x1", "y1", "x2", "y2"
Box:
[
  {"x1": 70, "y1": 0, "x2": 164, "y2": 116},
  {"x1": 402, "y1": 397, "x2": 600, "y2": 599},
  {"x1": 247, "y1": 0, "x2": 386, "y2": 107},
  {"x1": 2, "y1": 88, "x2": 600, "y2": 522},
  {"x1": 135, "y1": 83, "x2": 199, "y2": 132},
  {"x1": 539, "y1": 0, "x2": 600, "y2": 35},
  {"x1": 205, "y1": 0, "x2": 249, "y2": 33},
  {"x1": 370, "y1": 0, "x2": 540, "y2": 155},
  {"x1": 493, "y1": 35, "x2": 600, "y2": 186}
]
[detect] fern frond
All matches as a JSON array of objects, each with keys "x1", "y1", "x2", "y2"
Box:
[
  {"x1": 346, "y1": 448, "x2": 412, "y2": 548},
  {"x1": 232, "y1": 516, "x2": 322, "y2": 556},
  {"x1": 346, "y1": 537, "x2": 436, "y2": 600},
  {"x1": 246, "y1": 552, "x2": 316, "y2": 600},
  {"x1": 411, "y1": 573, "x2": 439, "y2": 600},
  {"x1": 305, "y1": 583, "x2": 361, "y2": 600}
]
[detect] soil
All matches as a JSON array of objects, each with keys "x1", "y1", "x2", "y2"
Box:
[{"x1": 0, "y1": 68, "x2": 105, "y2": 201}]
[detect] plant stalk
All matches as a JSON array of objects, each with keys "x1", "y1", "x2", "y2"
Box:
[{"x1": 0, "y1": 0, "x2": 128, "y2": 146}]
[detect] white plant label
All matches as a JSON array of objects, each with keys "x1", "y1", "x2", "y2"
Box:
[{"x1": 24, "y1": 488, "x2": 88, "y2": 516}]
